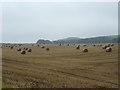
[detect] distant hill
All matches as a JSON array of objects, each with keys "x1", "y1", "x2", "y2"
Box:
[
  {"x1": 36, "y1": 35, "x2": 120, "y2": 44},
  {"x1": 36, "y1": 39, "x2": 52, "y2": 44},
  {"x1": 53, "y1": 37, "x2": 81, "y2": 44}
]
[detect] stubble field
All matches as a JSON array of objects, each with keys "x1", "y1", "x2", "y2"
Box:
[{"x1": 1, "y1": 44, "x2": 118, "y2": 88}]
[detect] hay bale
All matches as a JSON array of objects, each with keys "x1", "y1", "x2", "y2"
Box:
[
  {"x1": 82, "y1": 49, "x2": 88, "y2": 53},
  {"x1": 17, "y1": 48, "x2": 21, "y2": 51},
  {"x1": 99, "y1": 44, "x2": 102, "y2": 47},
  {"x1": 76, "y1": 45, "x2": 80, "y2": 50},
  {"x1": 59, "y1": 44, "x2": 61, "y2": 46},
  {"x1": 106, "y1": 44, "x2": 111, "y2": 47},
  {"x1": 110, "y1": 43, "x2": 114, "y2": 46},
  {"x1": 46, "y1": 48, "x2": 49, "y2": 51},
  {"x1": 21, "y1": 50, "x2": 26, "y2": 54},
  {"x1": 106, "y1": 47, "x2": 112, "y2": 52},
  {"x1": 27, "y1": 49, "x2": 32, "y2": 52},
  {"x1": 102, "y1": 45, "x2": 108, "y2": 49},
  {"x1": 10, "y1": 46, "x2": 13, "y2": 49},
  {"x1": 23, "y1": 48, "x2": 28, "y2": 50},
  {"x1": 83, "y1": 44, "x2": 87, "y2": 47},
  {"x1": 25, "y1": 48, "x2": 28, "y2": 50},
  {"x1": 41, "y1": 46, "x2": 44, "y2": 48},
  {"x1": 19, "y1": 44, "x2": 22, "y2": 46},
  {"x1": 92, "y1": 44, "x2": 96, "y2": 47}
]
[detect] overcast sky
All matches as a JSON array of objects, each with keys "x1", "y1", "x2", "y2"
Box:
[{"x1": 1, "y1": 2, "x2": 118, "y2": 43}]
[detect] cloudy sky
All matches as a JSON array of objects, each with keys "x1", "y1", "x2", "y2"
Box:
[{"x1": 1, "y1": 2, "x2": 118, "y2": 43}]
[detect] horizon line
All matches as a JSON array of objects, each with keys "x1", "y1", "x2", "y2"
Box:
[{"x1": 1, "y1": 34, "x2": 119, "y2": 44}]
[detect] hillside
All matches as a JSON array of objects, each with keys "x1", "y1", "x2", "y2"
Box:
[
  {"x1": 36, "y1": 39, "x2": 52, "y2": 44},
  {"x1": 36, "y1": 35, "x2": 120, "y2": 44}
]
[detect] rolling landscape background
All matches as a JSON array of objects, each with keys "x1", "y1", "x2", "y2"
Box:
[
  {"x1": 37, "y1": 35, "x2": 120, "y2": 44},
  {"x1": 1, "y1": 2, "x2": 118, "y2": 88}
]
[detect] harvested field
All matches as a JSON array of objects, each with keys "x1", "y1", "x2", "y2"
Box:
[{"x1": 2, "y1": 44, "x2": 118, "y2": 88}]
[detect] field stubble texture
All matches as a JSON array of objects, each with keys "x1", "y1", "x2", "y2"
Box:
[{"x1": 2, "y1": 44, "x2": 118, "y2": 88}]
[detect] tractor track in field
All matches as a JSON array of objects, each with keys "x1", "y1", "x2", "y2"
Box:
[
  {"x1": 47, "y1": 68, "x2": 118, "y2": 86},
  {"x1": 3, "y1": 59, "x2": 118, "y2": 86}
]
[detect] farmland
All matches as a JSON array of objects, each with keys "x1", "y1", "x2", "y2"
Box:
[{"x1": 1, "y1": 44, "x2": 118, "y2": 88}]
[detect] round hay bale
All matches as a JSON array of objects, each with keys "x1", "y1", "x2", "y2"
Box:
[
  {"x1": 46, "y1": 48, "x2": 49, "y2": 51},
  {"x1": 76, "y1": 45, "x2": 80, "y2": 50},
  {"x1": 83, "y1": 44, "x2": 87, "y2": 47},
  {"x1": 67, "y1": 44, "x2": 69, "y2": 46},
  {"x1": 27, "y1": 49, "x2": 32, "y2": 52},
  {"x1": 106, "y1": 47, "x2": 112, "y2": 52},
  {"x1": 102, "y1": 45, "x2": 107, "y2": 49},
  {"x1": 21, "y1": 50, "x2": 26, "y2": 54},
  {"x1": 10, "y1": 46, "x2": 13, "y2": 49},
  {"x1": 25, "y1": 48, "x2": 28, "y2": 50},
  {"x1": 59, "y1": 44, "x2": 61, "y2": 46},
  {"x1": 82, "y1": 49, "x2": 88, "y2": 53},
  {"x1": 92, "y1": 44, "x2": 96, "y2": 47},
  {"x1": 19, "y1": 44, "x2": 22, "y2": 46},
  {"x1": 110, "y1": 43, "x2": 114, "y2": 46},
  {"x1": 41, "y1": 46, "x2": 44, "y2": 48},
  {"x1": 107, "y1": 44, "x2": 111, "y2": 47},
  {"x1": 17, "y1": 48, "x2": 21, "y2": 51}
]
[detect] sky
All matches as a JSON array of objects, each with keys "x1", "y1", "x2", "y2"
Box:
[{"x1": 1, "y1": 2, "x2": 118, "y2": 43}]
